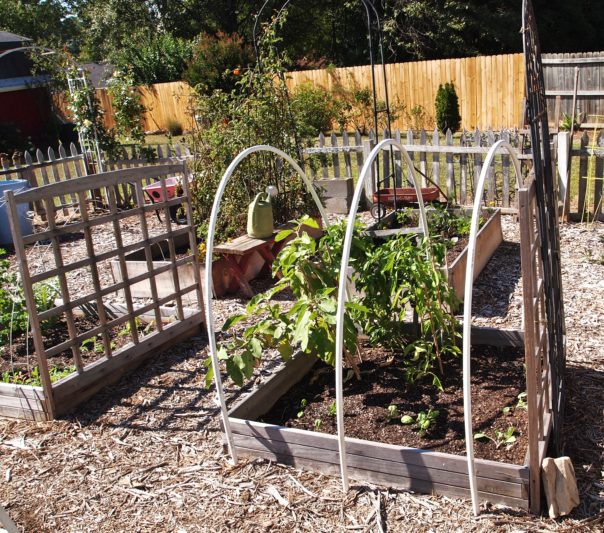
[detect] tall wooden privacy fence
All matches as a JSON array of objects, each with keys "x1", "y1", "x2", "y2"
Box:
[
  {"x1": 305, "y1": 128, "x2": 530, "y2": 210},
  {"x1": 543, "y1": 53, "x2": 604, "y2": 127}
]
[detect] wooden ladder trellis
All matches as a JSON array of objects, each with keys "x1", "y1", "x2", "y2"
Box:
[
  {"x1": 519, "y1": 176, "x2": 553, "y2": 514},
  {"x1": 4, "y1": 163, "x2": 204, "y2": 419}
]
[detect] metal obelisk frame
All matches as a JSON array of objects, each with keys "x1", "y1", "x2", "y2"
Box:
[{"x1": 522, "y1": 0, "x2": 567, "y2": 455}]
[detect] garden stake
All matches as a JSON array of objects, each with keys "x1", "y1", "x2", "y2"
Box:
[
  {"x1": 334, "y1": 138, "x2": 429, "y2": 492},
  {"x1": 205, "y1": 145, "x2": 329, "y2": 465},
  {"x1": 462, "y1": 139, "x2": 523, "y2": 516}
]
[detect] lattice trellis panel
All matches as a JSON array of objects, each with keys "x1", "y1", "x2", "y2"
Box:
[
  {"x1": 522, "y1": 0, "x2": 566, "y2": 455},
  {"x1": 5, "y1": 163, "x2": 204, "y2": 418}
]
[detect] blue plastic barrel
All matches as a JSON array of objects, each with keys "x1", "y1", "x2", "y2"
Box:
[{"x1": 0, "y1": 180, "x2": 32, "y2": 245}]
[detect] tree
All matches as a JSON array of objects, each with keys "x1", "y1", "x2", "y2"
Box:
[{"x1": 0, "y1": 0, "x2": 80, "y2": 48}]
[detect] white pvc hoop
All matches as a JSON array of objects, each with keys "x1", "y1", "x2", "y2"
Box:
[
  {"x1": 462, "y1": 139, "x2": 523, "y2": 515},
  {"x1": 334, "y1": 138, "x2": 430, "y2": 491},
  {"x1": 204, "y1": 145, "x2": 330, "y2": 464}
]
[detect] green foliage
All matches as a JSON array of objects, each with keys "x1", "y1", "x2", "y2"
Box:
[
  {"x1": 208, "y1": 217, "x2": 363, "y2": 387},
  {"x1": 106, "y1": 70, "x2": 146, "y2": 143},
  {"x1": 328, "y1": 401, "x2": 337, "y2": 417},
  {"x1": 111, "y1": 32, "x2": 192, "y2": 85},
  {"x1": 559, "y1": 113, "x2": 581, "y2": 132},
  {"x1": 415, "y1": 408, "x2": 439, "y2": 436},
  {"x1": 188, "y1": 18, "x2": 319, "y2": 241},
  {"x1": 0, "y1": 250, "x2": 59, "y2": 345},
  {"x1": 313, "y1": 418, "x2": 322, "y2": 430},
  {"x1": 403, "y1": 104, "x2": 435, "y2": 132},
  {"x1": 435, "y1": 82, "x2": 461, "y2": 133},
  {"x1": 184, "y1": 32, "x2": 252, "y2": 94},
  {"x1": 297, "y1": 398, "x2": 308, "y2": 418},
  {"x1": 354, "y1": 235, "x2": 460, "y2": 388},
  {"x1": 212, "y1": 215, "x2": 460, "y2": 391},
  {"x1": 290, "y1": 83, "x2": 344, "y2": 136},
  {"x1": 475, "y1": 426, "x2": 517, "y2": 449},
  {"x1": 387, "y1": 404, "x2": 400, "y2": 421},
  {"x1": 1, "y1": 365, "x2": 76, "y2": 386},
  {"x1": 64, "y1": 64, "x2": 119, "y2": 158}
]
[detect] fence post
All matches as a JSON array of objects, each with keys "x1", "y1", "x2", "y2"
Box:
[
  {"x1": 431, "y1": 129, "x2": 441, "y2": 194},
  {"x1": 460, "y1": 130, "x2": 468, "y2": 205},
  {"x1": 556, "y1": 132, "x2": 571, "y2": 219},
  {"x1": 578, "y1": 132, "x2": 589, "y2": 218},
  {"x1": 445, "y1": 129, "x2": 455, "y2": 202},
  {"x1": 362, "y1": 139, "x2": 376, "y2": 208}
]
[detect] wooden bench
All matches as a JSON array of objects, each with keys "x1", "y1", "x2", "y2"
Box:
[{"x1": 214, "y1": 233, "x2": 281, "y2": 297}]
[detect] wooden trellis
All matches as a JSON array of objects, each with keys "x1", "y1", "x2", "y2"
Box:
[
  {"x1": 3, "y1": 163, "x2": 203, "y2": 419},
  {"x1": 519, "y1": 176, "x2": 553, "y2": 513}
]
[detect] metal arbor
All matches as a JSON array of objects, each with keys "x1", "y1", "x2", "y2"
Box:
[{"x1": 522, "y1": 0, "x2": 566, "y2": 455}]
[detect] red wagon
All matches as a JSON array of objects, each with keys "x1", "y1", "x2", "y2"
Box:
[{"x1": 371, "y1": 187, "x2": 440, "y2": 218}]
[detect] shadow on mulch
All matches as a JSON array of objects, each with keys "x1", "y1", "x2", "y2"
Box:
[
  {"x1": 562, "y1": 362, "x2": 604, "y2": 520},
  {"x1": 473, "y1": 241, "x2": 521, "y2": 318},
  {"x1": 62, "y1": 332, "x2": 221, "y2": 433}
]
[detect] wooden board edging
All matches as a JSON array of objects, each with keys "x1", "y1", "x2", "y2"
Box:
[{"x1": 0, "y1": 383, "x2": 49, "y2": 421}]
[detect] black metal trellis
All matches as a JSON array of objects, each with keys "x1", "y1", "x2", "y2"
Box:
[
  {"x1": 252, "y1": 0, "x2": 398, "y2": 219},
  {"x1": 522, "y1": 0, "x2": 567, "y2": 455}
]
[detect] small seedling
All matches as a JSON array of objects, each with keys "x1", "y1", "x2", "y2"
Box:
[
  {"x1": 516, "y1": 392, "x2": 527, "y2": 410},
  {"x1": 400, "y1": 415, "x2": 414, "y2": 425},
  {"x1": 475, "y1": 426, "x2": 517, "y2": 449},
  {"x1": 415, "y1": 408, "x2": 439, "y2": 436},
  {"x1": 328, "y1": 401, "x2": 337, "y2": 417},
  {"x1": 297, "y1": 398, "x2": 308, "y2": 418},
  {"x1": 387, "y1": 404, "x2": 400, "y2": 421},
  {"x1": 313, "y1": 418, "x2": 322, "y2": 430}
]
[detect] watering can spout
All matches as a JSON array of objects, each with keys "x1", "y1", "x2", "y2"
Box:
[{"x1": 247, "y1": 191, "x2": 274, "y2": 238}]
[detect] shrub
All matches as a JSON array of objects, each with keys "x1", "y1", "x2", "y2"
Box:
[
  {"x1": 290, "y1": 83, "x2": 343, "y2": 136},
  {"x1": 184, "y1": 32, "x2": 253, "y2": 94},
  {"x1": 435, "y1": 82, "x2": 461, "y2": 133},
  {"x1": 404, "y1": 104, "x2": 435, "y2": 132},
  {"x1": 112, "y1": 32, "x2": 192, "y2": 85}
]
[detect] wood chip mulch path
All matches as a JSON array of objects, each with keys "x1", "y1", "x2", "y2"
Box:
[{"x1": 1, "y1": 216, "x2": 603, "y2": 532}]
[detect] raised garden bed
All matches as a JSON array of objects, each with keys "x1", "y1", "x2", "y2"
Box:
[
  {"x1": 227, "y1": 343, "x2": 531, "y2": 509},
  {"x1": 365, "y1": 208, "x2": 503, "y2": 300}
]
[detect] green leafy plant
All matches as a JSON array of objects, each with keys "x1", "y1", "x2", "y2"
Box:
[
  {"x1": 297, "y1": 398, "x2": 308, "y2": 418},
  {"x1": 474, "y1": 426, "x2": 517, "y2": 449},
  {"x1": 206, "y1": 217, "x2": 365, "y2": 387},
  {"x1": 1, "y1": 365, "x2": 76, "y2": 386},
  {"x1": 435, "y1": 82, "x2": 461, "y2": 133},
  {"x1": 400, "y1": 414, "x2": 414, "y2": 425},
  {"x1": 515, "y1": 392, "x2": 527, "y2": 410},
  {"x1": 328, "y1": 401, "x2": 337, "y2": 417},
  {"x1": 559, "y1": 113, "x2": 581, "y2": 132},
  {"x1": 415, "y1": 408, "x2": 439, "y2": 436},
  {"x1": 313, "y1": 418, "x2": 322, "y2": 430},
  {"x1": 387, "y1": 404, "x2": 400, "y2": 421},
  {"x1": 404, "y1": 104, "x2": 435, "y2": 132},
  {"x1": 355, "y1": 234, "x2": 460, "y2": 389}
]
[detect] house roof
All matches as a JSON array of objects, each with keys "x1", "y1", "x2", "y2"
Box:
[{"x1": 0, "y1": 31, "x2": 31, "y2": 49}]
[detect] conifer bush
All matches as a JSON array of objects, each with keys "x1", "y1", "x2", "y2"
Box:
[{"x1": 435, "y1": 82, "x2": 461, "y2": 133}]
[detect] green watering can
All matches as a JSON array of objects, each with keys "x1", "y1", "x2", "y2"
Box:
[{"x1": 247, "y1": 191, "x2": 274, "y2": 238}]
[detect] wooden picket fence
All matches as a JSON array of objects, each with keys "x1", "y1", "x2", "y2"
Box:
[
  {"x1": 0, "y1": 142, "x2": 192, "y2": 217},
  {"x1": 304, "y1": 128, "x2": 530, "y2": 210}
]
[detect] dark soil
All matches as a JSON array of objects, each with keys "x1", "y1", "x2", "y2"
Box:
[
  {"x1": 262, "y1": 345, "x2": 528, "y2": 465},
  {"x1": 0, "y1": 315, "x2": 147, "y2": 377}
]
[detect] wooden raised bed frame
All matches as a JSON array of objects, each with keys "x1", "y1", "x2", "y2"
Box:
[
  {"x1": 226, "y1": 186, "x2": 552, "y2": 513},
  {"x1": 228, "y1": 343, "x2": 531, "y2": 510}
]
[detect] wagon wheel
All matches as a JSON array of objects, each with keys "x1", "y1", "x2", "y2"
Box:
[{"x1": 370, "y1": 202, "x2": 386, "y2": 219}]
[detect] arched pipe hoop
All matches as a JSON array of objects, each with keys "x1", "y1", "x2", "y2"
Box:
[
  {"x1": 204, "y1": 145, "x2": 330, "y2": 465},
  {"x1": 334, "y1": 138, "x2": 430, "y2": 491},
  {"x1": 462, "y1": 140, "x2": 523, "y2": 515}
]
